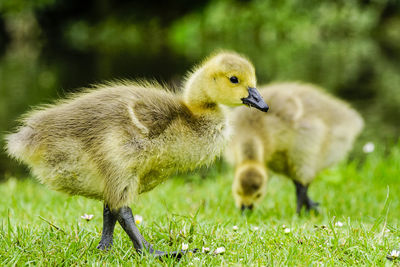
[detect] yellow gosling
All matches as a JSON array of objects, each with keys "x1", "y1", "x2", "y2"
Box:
[
  {"x1": 5, "y1": 51, "x2": 268, "y2": 257},
  {"x1": 227, "y1": 82, "x2": 363, "y2": 214}
]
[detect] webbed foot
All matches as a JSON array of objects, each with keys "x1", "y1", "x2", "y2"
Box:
[
  {"x1": 97, "y1": 240, "x2": 113, "y2": 251},
  {"x1": 98, "y1": 204, "x2": 198, "y2": 261},
  {"x1": 306, "y1": 199, "x2": 319, "y2": 213},
  {"x1": 294, "y1": 181, "x2": 320, "y2": 215},
  {"x1": 117, "y1": 206, "x2": 198, "y2": 260},
  {"x1": 150, "y1": 248, "x2": 198, "y2": 259},
  {"x1": 305, "y1": 199, "x2": 320, "y2": 214}
]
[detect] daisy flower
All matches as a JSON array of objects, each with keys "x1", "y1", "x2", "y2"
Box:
[
  {"x1": 387, "y1": 249, "x2": 400, "y2": 261},
  {"x1": 182, "y1": 243, "x2": 189, "y2": 250},
  {"x1": 81, "y1": 214, "x2": 94, "y2": 221},
  {"x1": 134, "y1": 215, "x2": 143, "y2": 225},
  {"x1": 335, "y1": 221, "x2": 343, "y2": 227},
  {"x1": 214, "y1": 247, "x2": 226, "y2": 254},
  {"x1": 363, "y1": 142, "x2": 375, "y2": 153}
]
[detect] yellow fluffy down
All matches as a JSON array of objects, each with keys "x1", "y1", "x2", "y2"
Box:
[
  {"x1": 228, "y1": 82, "x2": 364, "y2": 209},
  {"x1": 6, "y1": 52, "x2": 262, "y2": 210}
]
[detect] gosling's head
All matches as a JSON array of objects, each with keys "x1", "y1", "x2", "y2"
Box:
[
  {"x1": 186, "y1": 52, "x2": 269, "y2": 112},
  {"x1": 232, "y1": 162, "x2": 268, "y2": 212}
]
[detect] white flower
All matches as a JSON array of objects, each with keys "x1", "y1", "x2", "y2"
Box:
[
  {"x1": 134, "y1": 215, "x2": 143, "y2": 225},
  {"x1": 253, "y1": 226, "x2": 259, "y2": 231},
  {"x1": 194, "y1": 257, "x2": 200, "y2": 261},
  {"x1": 182, "y1": 243, "x2": 189, "y2": 250},
  {"x1": 202, "y1": 247, "x2": 210, "y2": 253},
  {"x1": 284, "y1": 228, "x2": 291, "y2": 234},
  {"x1": 214, "y1": 247, "x2": 226, "y2": 254},
  {"x1": 390, "y1": 250, "x2": 400, "y2": 258},
  {"x1": 363, "y1": 142, "x2": 375, "y2": 153},
  {"x1": 232, "y1": 225, "x2": 239, "y2": 231},
  {"x1": 81, "y1": 214, "x2": 94, "y2": 221},
  {"x1": 282, "y1": 224, "x2": 287, "y2": 229},
  {"x1": 388, "y1": 249, "x2": 400, "y2": 260},
  {"x1": 335, "y1": 221, "x2": 343, "y2": 227}
]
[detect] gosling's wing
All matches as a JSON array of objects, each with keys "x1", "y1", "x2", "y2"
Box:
[{"x1": 130, "y1": 89, "x2": 193, "y2": 137}]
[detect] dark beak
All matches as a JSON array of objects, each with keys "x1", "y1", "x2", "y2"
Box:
[
  {"x1": 241, "y1": 87, "x2": 269, "y2": 112},
  {"x1": 241, "y1": 204, "x2": 254, "y2": 213}
]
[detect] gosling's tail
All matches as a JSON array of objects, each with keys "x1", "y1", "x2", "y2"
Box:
[{"x1": 5, "y1": 126, "x2": 37, "y2": 162}]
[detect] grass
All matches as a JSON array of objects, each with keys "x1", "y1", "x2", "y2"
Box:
[{"x1": 0, "y1": 143, "x2": 400, "y2": 266}]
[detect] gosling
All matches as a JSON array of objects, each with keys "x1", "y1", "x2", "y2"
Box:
[
  {"x1": 5, "y1": 52, "x2": 268, "y2": 258},
  {"x1": 227, "y1": 82, "x2": 363, "y2": 214}
]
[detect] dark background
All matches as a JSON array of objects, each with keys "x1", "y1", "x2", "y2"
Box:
[{"x1": 1, "y1": 0, "x2": 399, "y2": 179}]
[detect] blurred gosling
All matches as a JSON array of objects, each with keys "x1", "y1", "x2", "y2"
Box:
[
  {"x1": 226, "y1": 82, "x2": 363, "y2": 214},
  {"x1": 5, "y1": 52, "x2": 269, "y2": 257}
]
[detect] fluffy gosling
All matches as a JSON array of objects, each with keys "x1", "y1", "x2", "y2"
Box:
[
  {"x1": 227, "y1": 82, "x2": 363, "y2": 214},
  {"x1": 5, "y1": 52, "x2": 268, "y2": 257}
]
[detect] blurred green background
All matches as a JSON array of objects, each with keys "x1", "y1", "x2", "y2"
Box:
[{"x1": 1, "y1": 0, "x2": 399, "y2": 179}]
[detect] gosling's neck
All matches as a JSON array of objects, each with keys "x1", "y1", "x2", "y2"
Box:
[{"x1": 183, "y1": 68, "x2": 221, "y2": 116}]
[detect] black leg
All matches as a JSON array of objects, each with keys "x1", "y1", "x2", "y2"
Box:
[
  {"x1": 294, "y1": 181, "x2": 319, "y2": 214},
  {"x1": 116, "y1": 206, "x2": 196, "y2": 258},
  {"x1": 97, "y1": 204, "x2": 118, "y2": 250}
]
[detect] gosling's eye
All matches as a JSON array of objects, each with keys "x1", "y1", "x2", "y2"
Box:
[
  {"x1": 255, "y1": 193, "x2": 261, "y2": 199},
  {"x1": 229, "y1": 76, "x2": 239, "y2": 84}
]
